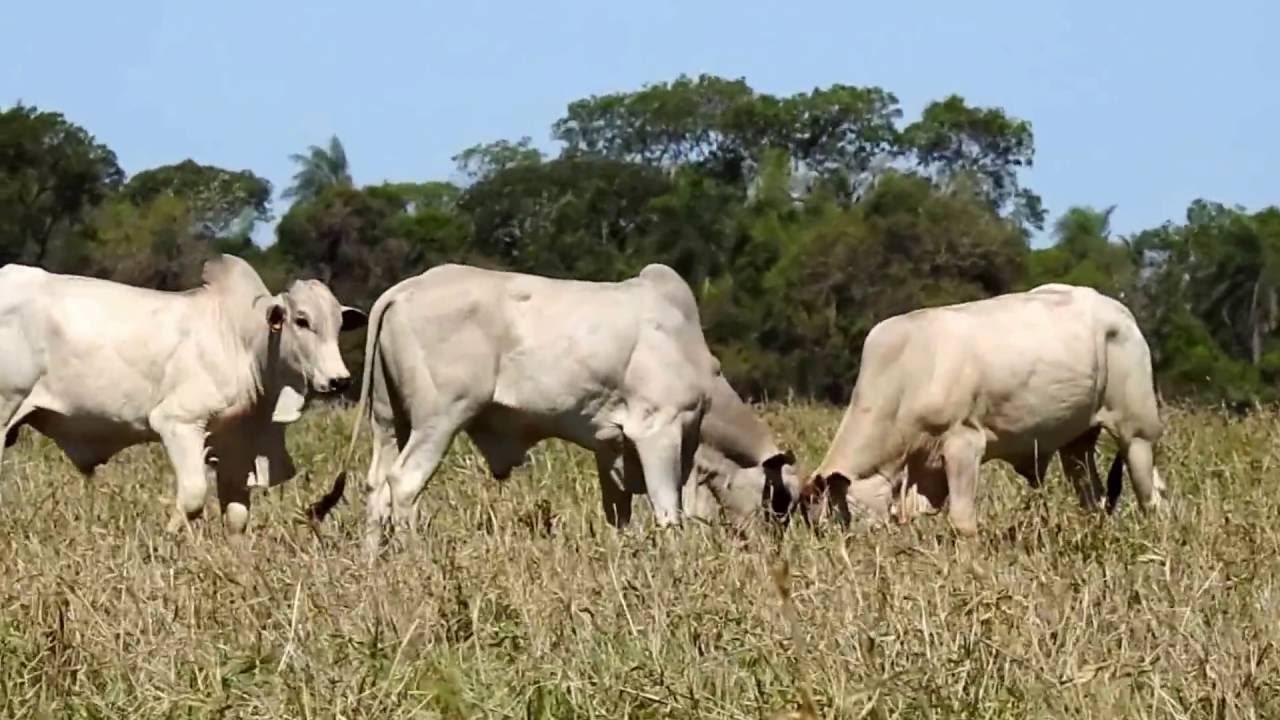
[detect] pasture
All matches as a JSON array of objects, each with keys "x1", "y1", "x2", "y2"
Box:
[{"x1": 1, "y1": 402, "x2": 1277, "y2": 718}]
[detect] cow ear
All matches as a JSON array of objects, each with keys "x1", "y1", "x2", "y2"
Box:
[
  {"x1": 267, "y1": 303, "x2": 287, "y2": 333},
  {"x1": 763, "y1": 449, "x2": 796, "y2": 471},
  {"x1": 341, "y1": 306, "x2": 368, "y2": 332}
]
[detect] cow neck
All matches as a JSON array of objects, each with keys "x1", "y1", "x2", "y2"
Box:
[{"x1": 216, "y1": 291, "x2": 276, "y2": 412}]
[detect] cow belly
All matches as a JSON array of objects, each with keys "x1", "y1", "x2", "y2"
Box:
[
  {"x1": 26, "y1": 409, "x2": 155, "y2": 472},
  {"x1": 982, "y1": 403, "x2": 1097, "y2": 461}
]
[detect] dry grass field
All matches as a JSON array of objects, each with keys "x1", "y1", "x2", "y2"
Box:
[{"x1": 2, "y1": 401, "x2": 1279, "y2": 718}]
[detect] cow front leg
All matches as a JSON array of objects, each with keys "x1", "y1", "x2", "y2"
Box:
[
  {"x1": 1, "y1": 396, "x2": 36, "y2": 480},
  {"x1": 1123, "y1": 438, "x2": 1163, "y2": 511},
  {"x1": 153, "y1": 420, "x2": 211, "y2": 535},
  {"x1": 629, "y1": 423, "x2": 686, "y2": 528},
  {"x1": 942, "y1": 428, "x2": 985, "y2": 537},
  {"x1": 593, "y1": 446, "x2": 635, "y2": 529},
  {"x1": 214, "y1": 462, "x2": 252, "y2": 539}
]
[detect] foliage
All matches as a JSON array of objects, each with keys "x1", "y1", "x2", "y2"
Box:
[
  {"x1": 85, "y1": 195, "x2": 212, "y2": 290},
  {"x1": 0, "y1": 77, "x2": 1274, "y2": 405},
  {"x1": 0, "y1": 104, "x2": 123, "y2": 267},
  {"x1": 124, "y1": 159, "x2": 273, "y2": 240},
  {"x1": 282, "y1": 134, "x2": 352, "y2": 203},
  {"x1": 452, "y1": 137, "x2": 544, "y2": 184}
]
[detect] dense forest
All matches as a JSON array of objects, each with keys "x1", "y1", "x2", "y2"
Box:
[{"x1": 3, "y1": 75, "x2": 1276, "y2": 406}]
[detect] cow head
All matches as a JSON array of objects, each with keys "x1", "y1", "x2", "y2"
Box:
[
  {"x1": 263, "y1": 280, "x2": 367, "y2": 421},
  {"x1": 795, "y1": 469, "x2": 898, "y2": 528},
  {"x1": 760, "y1": 449, "x2": 800, "y2": 522},
  {"x1": 695, "y1": 447, "x2": 800, "y2": 526}
]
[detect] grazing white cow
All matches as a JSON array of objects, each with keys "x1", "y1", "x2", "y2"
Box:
[
  {"x1": 0, "y1": 255, "x2": 367, "y2": 536},
  {"x1": 312, "y1": 263, "x2": 721, "y2": 555},
  {"x1": 799, "y1": 283, "x2": 1165, "y2": 536},
  {"x1": 652, "y1": 374, "x2": 800, "y2": 525}
]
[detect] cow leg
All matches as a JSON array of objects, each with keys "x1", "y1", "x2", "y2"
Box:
[
  {"x1": 896, "y1": 459, "x2": 947, "y2": 524},
  {"x1": 1059, "y1": 427, "x2": 1105, "y2": 511},
  {"x1": 942, "y1": 427, "x2": 985, "y2": 537},
  {"x1": 153, "y1": 420, "x2": 211, "y2": 535},
  {"x1": 1011, "y1": 448, "x2": 1054, "y2": 490},
  {"x1": 365, "y1": 415, "x2": 463, "y2": 557},
  {"x1": 1124, "y1": 438, "x2": 1162, "y2": 511},
  {"x1": 214, "y1": 463, "x2": 251, "y2": 538},
  {"x1": 0, "y1": 396, "x2": 36, "y2": 476},
  {"x1": 364, "y1": 419, "x2": 399, "y2": 496},
  {"x1": 593, "y1": 446, "x2": 634, "y2": 529},
  {"x1": 629, "y1": 422, "x2": 687, "y2": 527}
]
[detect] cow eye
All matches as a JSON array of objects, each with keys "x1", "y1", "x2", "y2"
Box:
[{"x1": 295, "y1": 316, "x2": 311, "y2": 331}]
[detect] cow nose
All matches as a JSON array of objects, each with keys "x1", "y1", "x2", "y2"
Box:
[{"x1": 328, "y1": 374, "x2": 352, "y2": 393}]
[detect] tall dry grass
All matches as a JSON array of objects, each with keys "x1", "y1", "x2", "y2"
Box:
[{"x1": 2, "y1": 402, "x2": 1278, "y2": 718}]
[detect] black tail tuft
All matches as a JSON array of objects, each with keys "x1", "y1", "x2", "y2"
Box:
[
  {"x1": 306, "y1": 471, "x2": 348, "y2": 524},
  {"x1": 1105, "y1": 452, "x2": 1124, "y2": 514}
]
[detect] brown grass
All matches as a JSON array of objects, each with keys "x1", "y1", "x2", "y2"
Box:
[{"x1": 2, "y1": 402, "x2": 1279, "y2": 718}]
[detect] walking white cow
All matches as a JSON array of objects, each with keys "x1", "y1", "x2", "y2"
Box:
[
  {"x1": 0, "y1": 255, "x2": 367, "y2": 536},
  {"x1": 313, "y1": 263, "x2": 722, "y2": 556},
  {"x1": 799, "y1": 283, "x2": 1166, "y2": 536}
]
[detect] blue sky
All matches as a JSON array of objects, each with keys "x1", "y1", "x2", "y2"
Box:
[{"x1": 3, "y1": 0, "x2": 1275, "y2": 248}]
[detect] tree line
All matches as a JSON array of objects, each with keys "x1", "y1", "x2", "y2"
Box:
[{"x1": 3, "y1": 75, "x2": 1276, "y2": 407}]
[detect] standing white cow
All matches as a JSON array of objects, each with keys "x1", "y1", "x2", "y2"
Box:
[
  {"x1": 312, "y1": 263, "x2": 721, "y2": 556},
  {"x1": 799, "y1": 283, "x2": 1165, "y2": 536},
  {"x1": 0, "y1": 255, "x2": 367, "y2": 536}
]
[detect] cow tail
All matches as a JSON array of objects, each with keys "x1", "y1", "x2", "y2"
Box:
[
  {"x1": 347, "y1": 294, "x2": 394, "y2": 462},
  {"x1": 305, "y1": 290, "x2": 396, "y2": 525},
  {"x1": 1105, "y1": 449, "x2": 1124, "y2": 513}
]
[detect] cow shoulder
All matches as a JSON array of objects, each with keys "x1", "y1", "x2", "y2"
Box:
[
  {"x1": 636, "y1": 264, "x2": 702, "y2": 325},
  {"x1": 201, "y1": 254, "x2": 272, "y2": 305}
]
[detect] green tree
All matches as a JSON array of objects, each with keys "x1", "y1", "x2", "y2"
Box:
[
  {"x1": 282, "y1": 135, "x2": 352, "y2": 203},
  {"x1": 85, "y1": 195, "x2": 211, "y2": 290},
  {"x1": 453, "y1": 137, "x2": 544, "y2": 184},
  {"x1": 902, "y1": 95, "x2": 1045, "y2": 230},
  {"x1": 553, "y1": 74, "x2": 902, "y2": 195},
  {"x1": 124, "y1": 159, "x2": 273, "y2": 240},
  {"x1": 1026, "y1": 205, "x2": 1135, "y2": 297},
  {"x1": 0, "y1": 103, "x2": 124, "y2": 267},
  {"x1": 457, "y1": 157, "x2": 672, "y2": 279},
  {"x1": 275, "y1": 182, "x2": 473, "y2": 308}
]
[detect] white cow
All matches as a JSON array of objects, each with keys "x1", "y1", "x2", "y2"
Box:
[
  {"x1": 0, "y1": 255, "x2": 367, "y2": 536},
  {"x1": 800, "y1": 283, "x2": 1165, "y2": 536},
  {"x1": 311, "y1": 263, "x2": 722, "y2": 555},
  {"x1": 652, "y1": 374, "x2": 799, "y2": 526}
]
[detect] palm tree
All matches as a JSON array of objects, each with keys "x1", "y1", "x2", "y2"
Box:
[{"x1": 282, "y1": 135, "x2": 352, "y2": 203}]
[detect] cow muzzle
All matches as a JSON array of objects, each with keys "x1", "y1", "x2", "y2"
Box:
[{"x1": 314, "y1": 373, "x2": 352, "y2": 394}]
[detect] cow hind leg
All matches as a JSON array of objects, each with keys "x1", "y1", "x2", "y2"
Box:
[
  {"x1": 896, "y1": 459, "x2": 947, "y2": 525},
  {"x1": 364, "y1": 419, "x2": 400, "y2": 495},
  {"x1": 1059, "y1": 426, "x2": 1106, "y2": 512},
  {"x1": 365, "y1": 415, "x2": 464, "y2": 558},
  {"x1": 942, "y1": 427, "x2": 986, "y2": 537}
]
